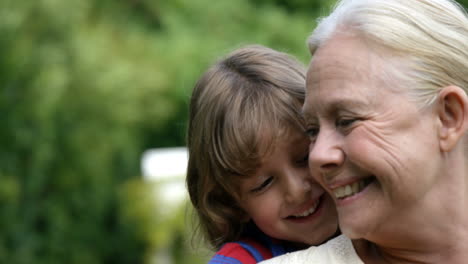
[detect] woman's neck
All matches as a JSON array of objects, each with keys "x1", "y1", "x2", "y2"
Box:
[{"x1": 354, "y1": 234, "x2": 468, "y2": 264}]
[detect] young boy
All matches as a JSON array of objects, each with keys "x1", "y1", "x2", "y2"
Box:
[{"x1": 186, "y1": 45, "x2": 338, "y2": 263}]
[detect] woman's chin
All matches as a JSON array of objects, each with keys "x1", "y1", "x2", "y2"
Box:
[{"x1": 338, "y1": 217, "x2": 373, "y2": 240}]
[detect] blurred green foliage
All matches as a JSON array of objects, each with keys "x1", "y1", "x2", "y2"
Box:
[{"x1": 1, "y1": 0, "x2": 466, "y2": 263}]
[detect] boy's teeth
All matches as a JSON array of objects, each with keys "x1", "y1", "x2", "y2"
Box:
[
  {"x1": 292, "y1": 200, "x2": 319, "y2": 217},
  {"x1": 334, "y1": 180, "x2": 367, "y2": 199}
]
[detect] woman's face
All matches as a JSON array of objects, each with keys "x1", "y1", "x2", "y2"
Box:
[
  {"x1": 238, "y1": 128, "x2": 338, "y2": 246},
  {"x1": 303, "y1": 33, "x2": 443, "y2": 240}
]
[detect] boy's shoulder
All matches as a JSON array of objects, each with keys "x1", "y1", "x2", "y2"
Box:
[{"x1": 208, "y1": 238, "x2": 273, "y2": 264}]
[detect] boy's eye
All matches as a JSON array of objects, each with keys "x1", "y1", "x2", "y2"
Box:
[
  {"x1": 250, "y1": 177, "x2": 273, "y2": 193},
  {"x1": 297, "y1": 153, "x2": 309, "y2": 166},
  {"x1": 305, "y1": 126, "x2": 319, "y2": 140}
]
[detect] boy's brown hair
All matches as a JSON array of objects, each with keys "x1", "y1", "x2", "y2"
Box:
[{"x1": 186, "y1": 45, "x2": 306, "y2": 249}]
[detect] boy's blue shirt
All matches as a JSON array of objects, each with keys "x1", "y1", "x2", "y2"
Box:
[{"x1": 208, "y1": 223, "x2": 298, "y2": 264}]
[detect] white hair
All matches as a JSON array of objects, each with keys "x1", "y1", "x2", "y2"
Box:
[{"x1": 308, "y1": 0, "x2": 468, "y2": 107}]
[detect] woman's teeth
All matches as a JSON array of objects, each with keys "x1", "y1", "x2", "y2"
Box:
[
  {"x1": 292, "y1": 199, "x2": 319, "y2": 218},
  {"x1": 333, "y1": 179, "x2": 370, "y2": 199}
]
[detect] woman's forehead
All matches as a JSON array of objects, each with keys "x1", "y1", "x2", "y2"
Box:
[
  {"x1": 304, "y1": 35, "x2": 390, "y2": 117},
  {"x1": 307, "y1": 36, "x2": 384, "y2": 85}
]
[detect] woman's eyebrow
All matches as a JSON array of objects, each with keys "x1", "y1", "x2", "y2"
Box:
[
  {"x1": 326, "y1": 98, "x2": 366, "y2": 113},
  {"x1": 302, "y1": 97, "x2": 366, "y2": 121}
]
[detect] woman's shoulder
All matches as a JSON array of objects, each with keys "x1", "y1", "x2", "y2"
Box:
[{"x1": 258, "y1": 235, "x2": 364, "y2": 264}]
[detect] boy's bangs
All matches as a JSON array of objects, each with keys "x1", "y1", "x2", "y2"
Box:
[{"x1": 215, "y1": 82, "x2": 305, "y2": 183}]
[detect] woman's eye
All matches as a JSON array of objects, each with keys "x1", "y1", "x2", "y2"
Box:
[
  {"x1": 250, "y1": 177, "x2": 273, "y2": 193},
  {"x1": 336, "y1": 118, "x2": 356, "y2": 128}
]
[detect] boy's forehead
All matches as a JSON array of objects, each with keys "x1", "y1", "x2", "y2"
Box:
[{"x1": 257, "y1": 124, "x2": 305, "y2": 155}]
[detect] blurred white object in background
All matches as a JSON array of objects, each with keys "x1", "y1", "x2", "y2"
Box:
[
  {"x1": 141, "y1": 147, "x2": 188, "y2": 213},
  {"x1": 141, "y1": 147, "x2": 190, "y2": 264},
  {"x1": 142, "y1": 147, "x2": 188, "y2": 180}
]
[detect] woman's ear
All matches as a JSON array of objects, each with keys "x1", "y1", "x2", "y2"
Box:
[{"x1": 437, "y1": 86, "x2": 468, "y2": 152}]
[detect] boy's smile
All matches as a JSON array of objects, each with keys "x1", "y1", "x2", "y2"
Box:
[{"x1": 239, "y1": 128, "x2": 338, "y2": 246}]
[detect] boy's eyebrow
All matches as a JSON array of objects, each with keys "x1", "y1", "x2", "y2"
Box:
[
  {"x1": 301, "y1": 109, "x2": 315, "y2": 123},
  {"x1": 301, "y1": 100, "x2": 316, "y2": 122}
]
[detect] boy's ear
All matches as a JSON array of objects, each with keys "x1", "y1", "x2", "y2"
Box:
[
  {"x1": 436, "y1": 85, "x2": 468, "y2": 152},
  {"x1": 240, "y1": 213, "x2": 251, "y2": 223},
  {"x1": 236, "y1": 203, "x2": 251, "y2": 222}
]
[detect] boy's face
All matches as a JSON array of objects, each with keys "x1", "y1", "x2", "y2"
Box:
[{"x1": 238, "y1": 128, "x2": 338, "y2": 246}]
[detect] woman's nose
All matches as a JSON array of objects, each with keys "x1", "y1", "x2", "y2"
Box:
[{"x1": 308, "y1": 129, "x2": 345, "y2": 178}]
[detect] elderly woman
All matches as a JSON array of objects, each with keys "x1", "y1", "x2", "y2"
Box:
[{"x1": 261, "y1": 0, "x2": 468, "y2": 263}]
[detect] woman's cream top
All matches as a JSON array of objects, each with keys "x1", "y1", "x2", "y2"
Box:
[{"x1": 260, "y1": 235, "x2": 364, "y2": 264}]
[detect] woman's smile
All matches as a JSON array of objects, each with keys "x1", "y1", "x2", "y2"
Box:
[{"x1": 331, "y1": 177, "x2": 375, "y2": 200}]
